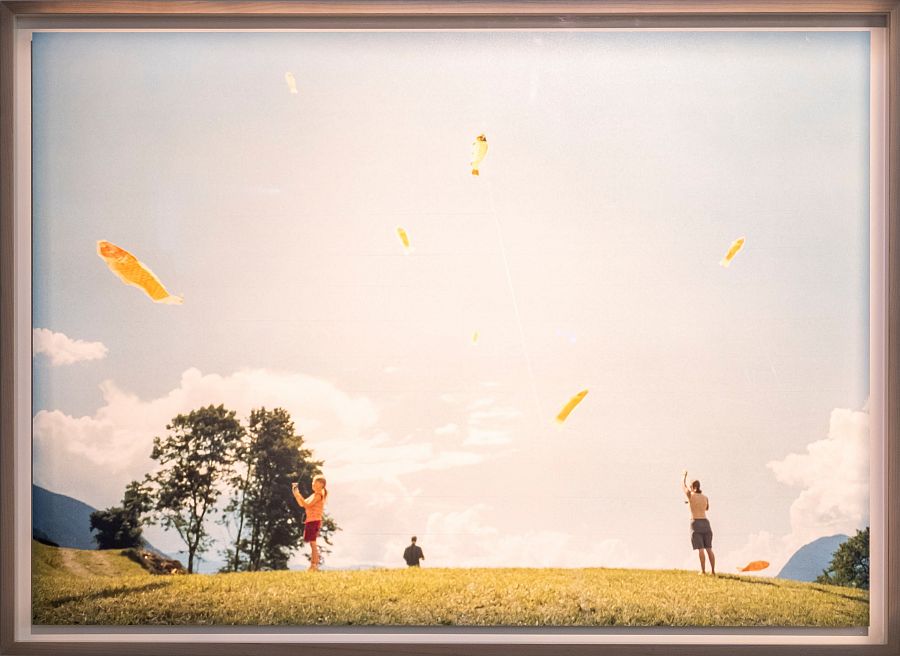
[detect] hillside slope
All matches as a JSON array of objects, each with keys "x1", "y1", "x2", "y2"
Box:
[
  {"x1": 33, "y1": 540, "x2": 149, "y2": 578},
  {"x1": 32, "y1": 545, "x2": 869, "y2": 628},
  {"x1": 32, "y1": 484, "x2": 166, "y2": 555}
]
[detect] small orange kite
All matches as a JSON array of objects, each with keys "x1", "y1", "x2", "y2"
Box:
[
  {"x1": 738, "y1": 560, "x2": 769, "y2": 572},
  {"x1": 97, "y1": 240, "x2": 183, "y2": 304}
]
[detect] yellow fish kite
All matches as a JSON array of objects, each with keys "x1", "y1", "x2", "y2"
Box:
[
  {"x1": 472, "y1": 331, "x2": 479, "y2": 344},
  {"x1": 470, "y1": 133, "x2": 488, "y2": 176},
  {"x1": 284, "y1": 71, "x2": 298, "y2": 95},
  {"x1": 396, "y1": 227, "x2": 411, "y2": 253},
  {"x1": 97, "y1": 240, "x2": 183, "y2": 304},
  {"x1": 738, "y1": 560, "x2": 769, "y2": 572},
  {"x1": 719, "y1": 237, "x2": 746, "y2": 268},
  {"x1": 556, "y1": 389, "x2": 588, "y2": 424}
]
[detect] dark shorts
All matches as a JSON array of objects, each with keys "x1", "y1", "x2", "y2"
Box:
[
  {"x1": 690, "y1": 518, "x2": 713, "y2": 550},
  {"x1": 304, "y1": 520, "x2": 321, "y2": 543}
]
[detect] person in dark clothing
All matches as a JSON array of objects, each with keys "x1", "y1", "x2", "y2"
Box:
[{"x1": 403, "y1": 536, "x2": 425, "y2": 567}]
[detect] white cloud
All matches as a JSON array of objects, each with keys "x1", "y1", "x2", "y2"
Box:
[
  {"x1": 410, "y1": 505, "x2": 644, "y2": 568},
  {"x1": 33, "y1": 367, "x2": 481, "y2": 514},
  {"x1": 767, "y1": 406, "x2": 868, "y2": 544},
  {"x1": 434, "y1": 422, "x2": 459, "y2": 435},
  {"x1": 323, "y1": 438, "x2": 482, "y2": 483},
  {"x1": 32, "y1": 327, "x2": 107, "y2": 366},
  {"x1": 754, "y1": 405, "x2": 868, "y2": 574},
  {"x1": 721, "y1": 404, "x2": 869, "y2": 575}
]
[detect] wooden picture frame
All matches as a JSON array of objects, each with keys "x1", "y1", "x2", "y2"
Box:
[{"x1": 1, "y1": 1, "x2": 898, "y2": 655}]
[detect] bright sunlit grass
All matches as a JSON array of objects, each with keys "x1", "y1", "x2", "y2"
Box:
[{"x1": 32, "y1": 541, "x2": 868, "y2": 627}]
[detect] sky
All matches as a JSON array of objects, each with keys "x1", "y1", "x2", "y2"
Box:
[{"x1": 30, "y1": 29, "x2": 871, "y2": 574}]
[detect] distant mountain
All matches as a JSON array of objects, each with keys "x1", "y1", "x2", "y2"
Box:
[
  {"x1": 33, "y1": 485, "x2": 100, "y2": 550},
  {"x1": 778, "y1": 534, "x2": 849, "y2": 582},
  {"x1": 32, "y1": 484, "x2": 165, "y2": 555}
]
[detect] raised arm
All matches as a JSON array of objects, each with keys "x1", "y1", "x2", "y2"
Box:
[
  {"x1": 681, "y1": 470, "x2": 691, "y2": 498},
  {"x1": 291, "y1": 482, "x2": 308, "y2": 508}
]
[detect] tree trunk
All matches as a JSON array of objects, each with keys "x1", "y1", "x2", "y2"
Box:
[{"x1": 232, "y1": 461, "x2": 253, "y2": 572}]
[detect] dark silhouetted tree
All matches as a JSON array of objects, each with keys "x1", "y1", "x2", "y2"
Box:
[
  {"x1": 90, "y1": 480, "x2": 152, "y2": 549},
  {"x1": 219, "y1": 407, "x2": 338, "y2": 571},
  {"x1": 817, "y1": 527, "x2": 869, "y2": 590}
]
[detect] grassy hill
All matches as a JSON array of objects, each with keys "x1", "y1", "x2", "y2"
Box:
[{"x1": 32, "y1": 541, "x2": 868, "y2": 627}]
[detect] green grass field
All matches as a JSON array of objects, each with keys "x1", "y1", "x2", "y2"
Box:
[{"x1": 32, "y1": 541, "x2": 868, "y2": 627}]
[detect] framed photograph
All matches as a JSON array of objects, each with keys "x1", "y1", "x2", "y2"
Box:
[{"x1": 1, "y1": 1, "x2": 898, "y2": 655}]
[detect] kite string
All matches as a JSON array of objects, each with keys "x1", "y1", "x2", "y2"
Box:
[{"x1": 485, "y1": 179, "x2": 545, "y2": 425}]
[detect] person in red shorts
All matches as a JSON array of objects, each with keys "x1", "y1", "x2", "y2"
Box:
[{"x1": 291, "y1": 474, "x2": 327, "y2": 571}]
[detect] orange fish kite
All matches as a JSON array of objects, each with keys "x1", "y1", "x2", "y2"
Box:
[
  {"x1": 738, "y1": 560, "x2": 769, "y2": 572},
  {"x1": 97, "y1": 240, "x2": 183, "y2": 304}
]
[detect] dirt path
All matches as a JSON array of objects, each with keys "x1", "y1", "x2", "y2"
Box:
[{"x1": 58, "y1": 548, "x2": 92, "y2": 577}]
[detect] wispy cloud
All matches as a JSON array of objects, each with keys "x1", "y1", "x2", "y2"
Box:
[
  {"x1": 412, "y1": 504, "x2": 644, "y2": 568},
  {"x1": 32, "y1": 328, "x2": 107, "y2": 366},
  {"x1": 462, "y1": 398, "x2": 521, "y2": 446},
  {"x1": 323, "y1": 438, "x2": 482, "y2": 483},
  {"x1": 463, "y1": 429, "x2": 513, "y2": 446},
  {"x1": 434, "y1": 422, "x2": 459, "y2": 435},
  {"x1": 470, "y1": 407, "x2": 522, "y2": 423}
]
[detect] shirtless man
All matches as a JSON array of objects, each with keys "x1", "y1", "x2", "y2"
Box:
[{"x1": 682, "y1": 470, "x2": 716, "y2": 575}]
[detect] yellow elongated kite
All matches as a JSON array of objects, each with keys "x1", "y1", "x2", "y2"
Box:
[
  {"x1": 97, "y1": 240, "x2": 183, "y2": 304},
  {"x1": 556, "y1": 389, "x2": 588, "y2": 424},
  {"x1": 284, "y1": 71, "x2": 298, "y2": 95},
  {"x1": 396, "y1": 227, "x2": 411, "y2": 253},
  {"x1": 719, "y1": 237, "x2": 746, "y2": 268}
]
